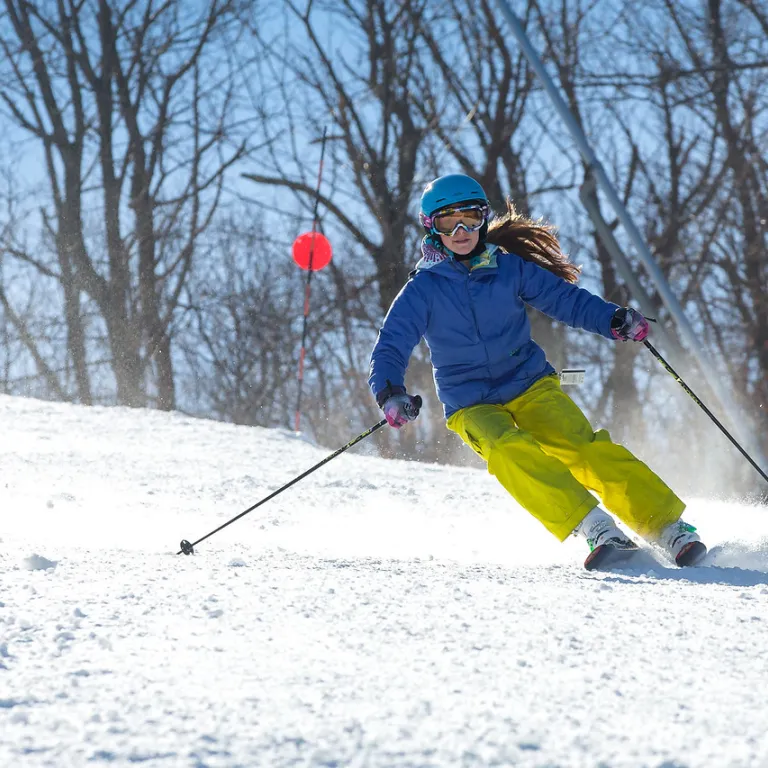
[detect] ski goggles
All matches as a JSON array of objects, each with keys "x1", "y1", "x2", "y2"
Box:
[{"x1": 421, "y1": 204, "x2": 490, "y2": 236}]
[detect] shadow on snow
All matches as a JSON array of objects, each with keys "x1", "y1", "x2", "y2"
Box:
[{"x1": 591, "y1": 540, "x2": 768, "y2": 588}]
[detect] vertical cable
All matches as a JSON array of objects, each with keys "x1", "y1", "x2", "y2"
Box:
[{"x1": 294, "y1": 127, "x2": 328, "y2": 433}]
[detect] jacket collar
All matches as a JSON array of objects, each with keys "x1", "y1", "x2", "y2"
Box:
[{"x1": 415, "y1": 236, "x2": 501, "y2": 276}]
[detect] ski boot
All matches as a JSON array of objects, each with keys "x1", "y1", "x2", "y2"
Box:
[
  {"x1": 576, "y1": 508, "x2": 641, "y2": 571},
  {"x1": 657, "y1": 520, "x2": 707, "y2": 566}
]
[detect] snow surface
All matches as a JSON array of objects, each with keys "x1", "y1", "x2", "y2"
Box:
[{"x1": 1, "y1": 393, "x2": 768, "y2": 768}]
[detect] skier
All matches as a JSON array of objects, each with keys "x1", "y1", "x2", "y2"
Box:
[{"x1": 368, "y1": 173, "x2": 706, "y2": 570}]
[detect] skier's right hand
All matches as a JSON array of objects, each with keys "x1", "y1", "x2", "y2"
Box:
[{"x1": 381, "y1": 393, "x2": 422, "y2": 429}]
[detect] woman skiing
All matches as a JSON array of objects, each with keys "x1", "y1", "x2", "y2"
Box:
[{"x1": 368, "y1": 173, "x2": 706, "y2": 571}]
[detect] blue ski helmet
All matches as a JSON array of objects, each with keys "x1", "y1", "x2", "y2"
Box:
[{"x1": 419, "y1": 174, "x2": 490, "y2": 233}]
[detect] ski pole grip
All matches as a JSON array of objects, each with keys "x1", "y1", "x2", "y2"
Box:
[{"x1": 403, "y1": 394, "x2": 422, "y2": 421}]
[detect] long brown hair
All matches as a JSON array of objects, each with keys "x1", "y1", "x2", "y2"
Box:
[{"x1": 486, "y1": 198, "x2": 581, "y2": 283}]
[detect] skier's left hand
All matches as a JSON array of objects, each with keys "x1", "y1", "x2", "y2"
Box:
[{"x1": 610, "y1": 306, "x2": 649, "y2": 342}]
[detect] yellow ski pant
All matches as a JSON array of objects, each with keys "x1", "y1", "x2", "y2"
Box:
[{"x1": 446, "y1": 375, "x2": 685, "y2": 541}]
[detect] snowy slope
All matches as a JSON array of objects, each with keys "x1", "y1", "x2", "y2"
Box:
[{"x1": 2, "y1": 394, "x2": 768, "y2": 768}]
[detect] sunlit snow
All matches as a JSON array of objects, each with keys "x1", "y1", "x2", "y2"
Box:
[{"x1": 2, "y1": 394, "x2": 767, "y2": 767}]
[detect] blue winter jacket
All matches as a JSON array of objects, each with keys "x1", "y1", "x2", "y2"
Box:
[{"x1": 369, "y1": 239, "x2": 620, "y2": 417}]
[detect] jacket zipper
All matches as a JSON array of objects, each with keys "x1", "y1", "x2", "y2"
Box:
[{"x1": 464, "y1": 270, "x2": 493, "y2": 379}]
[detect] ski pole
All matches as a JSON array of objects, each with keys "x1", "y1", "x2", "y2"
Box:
[
  {"x1": 644, "y1": 340, "x2": 768, "y2": 486},
  {"x1": 178, "y1": 399, "x2": 420, "y2": 555}
]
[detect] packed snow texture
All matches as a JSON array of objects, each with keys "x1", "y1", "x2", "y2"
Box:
[{"x1": 1, "y1": 394, "x2": 767, "y2": 767}]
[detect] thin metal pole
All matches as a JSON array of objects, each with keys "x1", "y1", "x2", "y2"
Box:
[
  {"x1": 295, "y1": 127, "x2": 328, "y2": 434},
  {"x1": 644, "y1": 341, "x2": 768, "y2": 486},
  {"x1": 491, "y1": 0, "x2": 767, "y2": 469}
]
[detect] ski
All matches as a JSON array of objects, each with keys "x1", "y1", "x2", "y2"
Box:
[{"x1": 584, "y1": 542, "x2": 642, "y2": 571}]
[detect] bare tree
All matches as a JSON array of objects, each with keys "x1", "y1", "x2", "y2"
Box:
[
  {"x1": 413, "y1": 0, "x2": 539, "y2": 206},
  {"x1": 238, "y1": 0, "x2": 448, "y2": 456},
  {"x1": 0, "y1": 0, "x2": 245, "y2": 408},
  {"x1": 182, "y1": 218, "x2": 299, "y2": 426},
  {"x1": 603, "y1": 0, "x2": 768, "y2": 473},
  {"x1": 242, "y1": 0, "x2": 435, "y2": 313}
]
